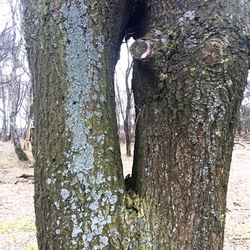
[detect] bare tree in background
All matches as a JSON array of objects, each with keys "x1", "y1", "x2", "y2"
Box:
[
  {"x1": 0, "y1": 25, "x2": 12, "y2": 141},
  {"x1": 123, "y1": 42, "x2": 133, "y2": 156},
  {"x1": 4, "y1": 0, "x2": 29, "y2": 160},
  {"x1": 23, "y1": 86, "x2": 33, "y2": 150},
  {"x1": 0, "y1": 83, "x2": 9, "y2": 141},
  {"x1": 238, "y1": 80, "x2": 250, "y2": 135},
  {"x1": 0, "y1": 1, "x2": 31, "y2": 159},
  {"x1": 116, "y1": 41, "x2": 134, "y2": 156},
  {"x1": 0, "y1": 25, "x2": 12, "y2": 62},
  {"x1": 114, "y1": 71, "x2": 124, "y2": 134}
]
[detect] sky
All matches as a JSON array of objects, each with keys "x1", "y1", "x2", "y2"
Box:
[
  {"x1": 0, "y1": 0, "x2": 11, "y2": 29},
  {"x1": 116, "y1": 39, "x2": 133, "y2": 92}
]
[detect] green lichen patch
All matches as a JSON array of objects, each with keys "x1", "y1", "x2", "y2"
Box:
[{"x1": 48, "y1": 1, "x2": 126, "y2": 249}]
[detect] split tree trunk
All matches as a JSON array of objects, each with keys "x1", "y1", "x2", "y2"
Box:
[{"x1": 22, "y1": 0, "x2": 250, "y2": 249}]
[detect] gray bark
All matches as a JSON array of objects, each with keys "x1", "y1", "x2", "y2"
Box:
[
  {"x1": 22, "y1": 0, "x2": 250, "y2": 249},
  {"x1": 22, "y1": 0, "x2": 127, "y2": 248},
  {"x1": 131, "y1": 1, "x2": 250, "y2": 249}
]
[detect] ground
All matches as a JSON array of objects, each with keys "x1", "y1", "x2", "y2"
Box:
[
  {"x1": 0, "y1": 139, "x2": 249, "y2": 250},
  {"x1": 224, "y1": 137, "x2": 250, "y2": 249}
]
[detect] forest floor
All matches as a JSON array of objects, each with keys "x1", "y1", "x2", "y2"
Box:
[{"x1": 0, "y1": 138, "x2": 249, "y2": 250}]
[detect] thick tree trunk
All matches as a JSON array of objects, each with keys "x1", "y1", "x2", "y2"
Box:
[
  {"x1": 22, "y1": 0, "x2": 128, "y2": 249},
  {"x1": 22, "y1": 0, "x2": 250, "y2": 249},
  {"x1": 131, "y1": 0, "x2": 250, "y2": 249}
]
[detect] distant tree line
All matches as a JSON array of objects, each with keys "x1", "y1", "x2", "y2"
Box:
[
  {"x1": 0, "y1": 0, "x2": 31, "y2": 161},
  {"x1": 238, "y1": 81, "x2": 250, "y2": 135}
]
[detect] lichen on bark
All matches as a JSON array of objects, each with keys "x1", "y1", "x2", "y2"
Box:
[{"x1": 22, "y1": 0, "x2": 250, "y2": 249}]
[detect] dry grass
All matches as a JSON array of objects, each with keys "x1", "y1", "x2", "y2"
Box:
[{"x1": 0, "y1": 140, "x2": 249, "y2": 249}]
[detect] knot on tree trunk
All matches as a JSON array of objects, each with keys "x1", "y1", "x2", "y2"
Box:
[
  {"x1": 200, "y1": 37, "x2": 228, "y2": 66},
  {"x1": 130, "y1": 39, "x2": 155, "y2": 60}
]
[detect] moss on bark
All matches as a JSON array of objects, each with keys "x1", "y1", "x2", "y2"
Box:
[{"x1": 22, "y1": 0, "x2": 250, "y2": 249}]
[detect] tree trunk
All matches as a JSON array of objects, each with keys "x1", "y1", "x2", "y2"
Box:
[
  {"x1": 8, "y1": 71, "x2": 29, "y2": 160},
  {"x1": 115, "y1": 73, "x2": 124, "y2": 137},
  {"x1": 124, "y1": 43, "x2": 133, "y2": 157},
  {"x1": 22, "y1": 1, "x2": 128, "y2": 249},
  {"x1": 0, "y1": 86, "x2": 9, "y2": 141},
  {"x1": 8, "y1": 0, "x2": 29, "y2": 161},
  {"x1": 22, "y1": 0, "x2": 250, "y2": 249},
  {"x1": 23, "y1": 103, "x2": 33, "y2": 150},
  {"x1": 124, "y1": 115, "x2": 132, "y2": 157},
  {"x1": 124, "y1": 95, "x2": 132, "y2": 157},
  {"x1": 9, "y1": 110, "x2": 29, "y2": 161},
  {"x1": 131, "y1": 1, "x2": 250, "y2": 248},
  {"x1": 23, "y1": 116, "x2": 32, "y2": 150}
]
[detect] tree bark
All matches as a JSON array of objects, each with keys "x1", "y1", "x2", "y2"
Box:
[
  {"x1": 22, "y1": 0, "x2": 128, "y2": 249},
  {"x1": 131, "y1": 0, "x2": 250, "y2": 249},
  {"x1": 22, "y1": 0, "x2": 250, "y2": 249}
]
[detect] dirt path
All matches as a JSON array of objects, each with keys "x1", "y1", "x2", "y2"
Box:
[
  {"x1": 224, "y1": 143, "x2": 250, "y2": 249},
  {"x1": 0, "y1": 169, "x2": 36, "y2": 250},
  {"x1": 0, "y1": 142, "x2": 36, "y2": 250},
  {"x1": 0, "y1": 141, "x2": 249, "y2": 249}
]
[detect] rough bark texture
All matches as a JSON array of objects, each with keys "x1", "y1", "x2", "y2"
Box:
[
  {"x1": 22, "y1": 0, "x2": 250, "y2": 249},
  {"x1": 22, "y1": 0, "x2": 131, "y2": 249},
  {"x1": 131, "y1": 0, "x2": 250, "y2": 249}
]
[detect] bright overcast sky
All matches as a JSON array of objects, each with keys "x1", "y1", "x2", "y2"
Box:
[{"x1": 0, "y1": 0, "x2": 11, "y2": 28}]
